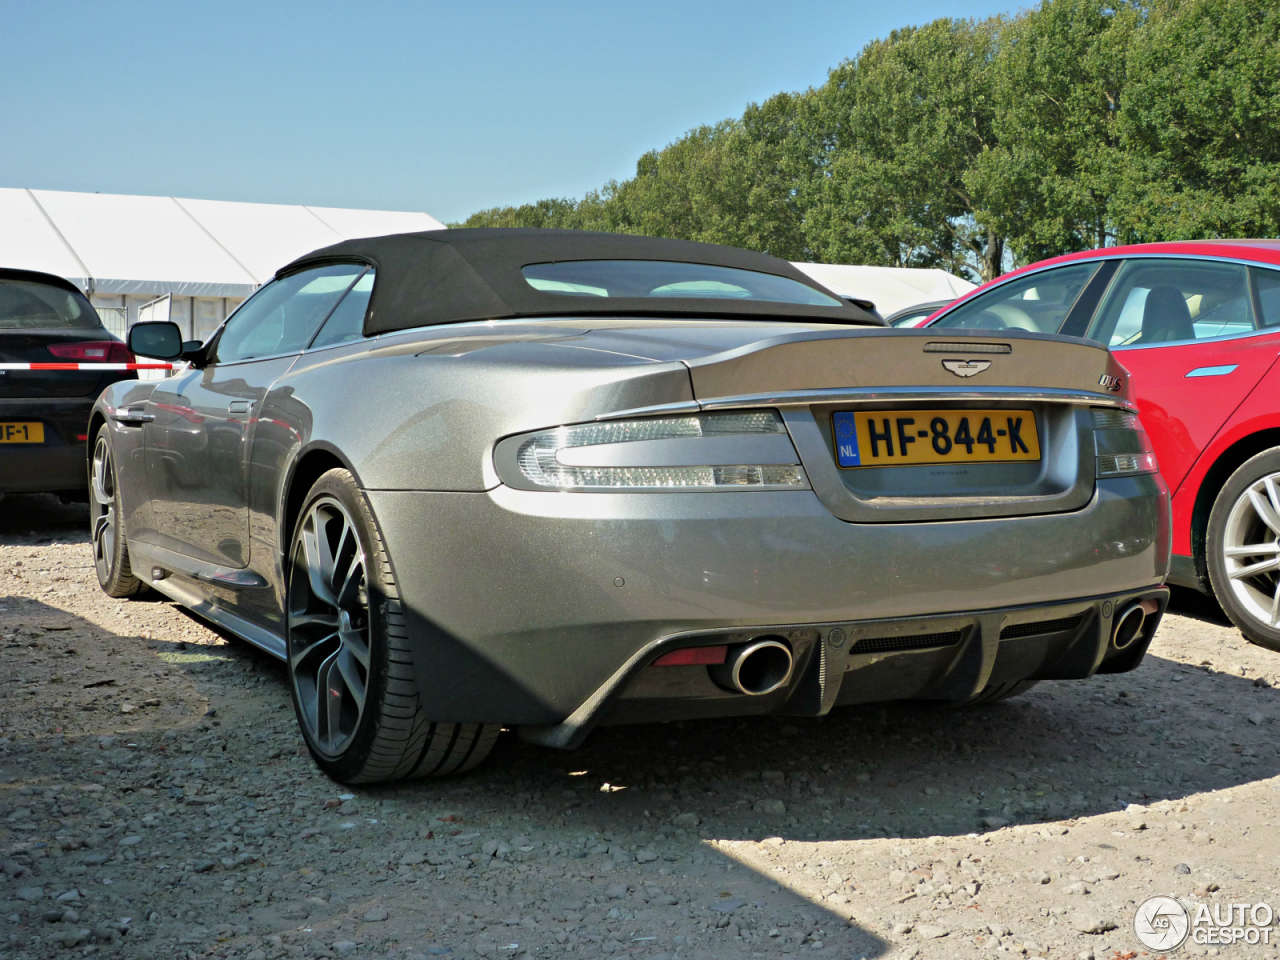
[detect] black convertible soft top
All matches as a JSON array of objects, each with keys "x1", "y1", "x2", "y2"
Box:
[{"x1": 279, "y1": 228, "x2": 881, "y2": 334}]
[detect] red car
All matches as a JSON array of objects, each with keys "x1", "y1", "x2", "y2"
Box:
[{"x1": 924, "y1": 240, "x2": 1280, "y2": 652}]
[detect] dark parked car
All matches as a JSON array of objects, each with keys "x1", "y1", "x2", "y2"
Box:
[
  {"x1": 95, "y1": 229, "x2": 1169, "y2": 784},
  {"x1": 886, "y1": 298, "x2": 956, "y2": 327},
  {"x1": 0, "y1": 269, "x2": 136, "y2": 500}
]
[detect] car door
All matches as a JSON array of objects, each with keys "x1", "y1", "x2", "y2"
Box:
[
  {"x1": 143, "y1": 263, "x2": 368, "y2": 567},
  {"x1": 1083, "y1": 257, "x2": 1280, "y2": 495}
]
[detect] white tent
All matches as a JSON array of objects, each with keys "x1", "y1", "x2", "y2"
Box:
[
  {"x1": 0, "y1": 187, "x2": 445, "y2": 338},
  {"x1": 792, "y1": 262, "x2": 976, "y2": 316}
]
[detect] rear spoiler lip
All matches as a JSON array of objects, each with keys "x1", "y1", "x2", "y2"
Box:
[
  {"x1": 592, "y1": 387, "x2": 1135, "y2": 423},
  {"x1": 698, "y1": 385, "x2": 1136, "y2": 411}
]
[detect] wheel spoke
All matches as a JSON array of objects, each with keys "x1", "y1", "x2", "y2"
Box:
[
  {"x1": 290, "y1": 629, "x2": 339, "y2": 671},
  {"x1": 340, "y1": 626, "x2": 371, "y2": 668},
  {"x1": 301, "y1": 523, "x2": 337, "y2": 607},
  {"x1": 1247, "y1": 488, "x2": 1280, "y2": 535},
  {"x1": 318, "y1": 650, "x2": 344, "y2": 750},
  {"x1": 1228, "y1": 557, "x2": 1280, "y2": 580},
  {"x1": 1270, "y1": 581, "x2": 1280, "y2": 627},
  {"x1": 335, "y1": 647, "x2": 366, "y2": 707},
  {"x1": 90, "y1": 441, "x2": 112, "y2": 506},
  {"x1": 290, "y1": 611, "x2": 340, "y2": 631},
  {"x1": 1224, "y1": 542, "x2": 1280, "y2": 557},
  {"x1": 336, "y1": 555, "x2": 364, "y2": 609},
  {"x1": 314, "y1": 650, "x2": 337, "y2": 748},
  {"x1": 1265, "y1": 476, "x2": 1280, "y2": 525}
]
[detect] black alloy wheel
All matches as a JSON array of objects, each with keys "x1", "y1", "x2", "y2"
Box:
[
  {"x1": 285, "y1": 468, "x2": 499, "y2": 783},
  {"x1": 89, "y1": 425, "x2": 146, "y2": 597}
]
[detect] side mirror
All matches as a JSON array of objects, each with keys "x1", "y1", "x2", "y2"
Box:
[{"x1": 128, "y1": 321, "x2": 183, "y2": 361}]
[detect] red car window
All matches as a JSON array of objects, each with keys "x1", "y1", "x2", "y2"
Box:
[
  {"x1": 928, "y1": 262, "x2": 1100, "y2": 334},
  {"x1": 1088, "y1": 259, "x2": 1255, "y2": 346},
  {"x1": 1254, "y1": 267, "x2": 1280, "y2": 328}
]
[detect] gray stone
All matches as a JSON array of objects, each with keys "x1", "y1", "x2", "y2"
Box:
[
  {"x1": 605, "y1": 883, "x2": 629, "y2": 899},
  {"x1": 916, "y1": 924, "x2": 949, "y2": 939},
  {"x1": 55, "y1": 889, "x2": 81, "y2": 902},
  {"x1": 672, "y1": 813, "x2": 700, "y2": 829},
  {"x1": 635, "y1": 848, "x2": 658, "y2": 863},
  {"x1": 14, "y1": 886, "x2": 44, "y2": 902},
  {"x1": 1072, "y1": 913, "x2": 1117, "y2": 934},
  {"x1": 754, "y1": 799, "x2": 787, "y2": 816},
  {"x1": 1174, "y1": 863, "x2": 1191, "y2": 875},
  {"x1": 363, "y1": 907, "x2": 388, "y2": 922},
  {"x1": 710, "y1": 899, "x2": 746, "y2": 914},
  {"x1": 332, "y1": 942, "x2": 358, "y2": 957}
]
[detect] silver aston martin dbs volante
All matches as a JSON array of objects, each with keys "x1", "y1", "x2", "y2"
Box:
[{"x1": 90, "y1": 229, "x2": 1171, "y2": 784}]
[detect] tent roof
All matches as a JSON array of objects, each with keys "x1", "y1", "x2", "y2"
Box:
[
  {"x1": 792, "y1": 262, "x2": 976, "y2": 316},
  {"x1": 0, "y1": 188, "x2": 445, "y2": 298}
]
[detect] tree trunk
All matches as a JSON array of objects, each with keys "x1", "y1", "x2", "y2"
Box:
[{"x1": 983, "y1": 230, "x2": 1005, "y2": 283}]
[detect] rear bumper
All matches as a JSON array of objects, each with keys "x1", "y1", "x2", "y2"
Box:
[
  {"x1": 366, "y1": 474, "x2": 1170, "y2": 729},
  {"x1": 0, "y1": 397, "x2": 94, "y2": 493}
]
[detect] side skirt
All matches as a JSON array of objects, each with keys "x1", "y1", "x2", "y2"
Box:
[{"x1": 130, "y1": 540, "x2": 287, "y2": 661}]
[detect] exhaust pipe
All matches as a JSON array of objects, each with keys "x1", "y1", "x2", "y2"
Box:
[
  {"x1": 1112, "y1": 598, "x2": 1159, "y2": 650},
  {"x1": 709, "y1": 638, "x2": 794, "y2": 696}
]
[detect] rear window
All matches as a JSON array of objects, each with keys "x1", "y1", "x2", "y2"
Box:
[
  {"x1": 521, "y1": 260, "x2": 842, "y2": 307},
  {"x1": 0, "y1": 279, "x2": 99, "y2": 330}
]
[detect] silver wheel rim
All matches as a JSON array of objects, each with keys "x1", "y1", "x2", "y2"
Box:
[
  {"x1": 287, "y1": 496, "x2": 372, "y2": 759},
  {"x1": 90, "y1": 437, "x2": 116, "y2": 584},
  {"x1": 1222, "y1": 471, "x2": 1280, "y2": 629}
]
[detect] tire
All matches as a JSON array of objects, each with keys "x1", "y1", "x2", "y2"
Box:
[
  {"x1": 1206, "y1": 447, "x2": 1280, "y2": 652},
  {"x1": 285, "y1": 468, "x2": 500, "y2": 784},
  {"x1": 89, "y1": 426, "x2": 147, "y2": 598}
]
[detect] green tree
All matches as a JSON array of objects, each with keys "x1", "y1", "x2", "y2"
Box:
[
  {"x1": 804, "y1": 17, "x2": 1009, "y2": 281},
  {"x1": 971, "y1": 0, "x2": 1145, "y2": 263},
  {"x1": 1108, "y1": 0, "x2": 1280, "y2": 241}
]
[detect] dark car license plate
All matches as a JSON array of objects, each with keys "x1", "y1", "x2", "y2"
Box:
[
  {"x1": 0, "y1": 422, "x2": 45, "y2": 443},
  {"x1": 832, "y1": 409, "x2": 1040, "y2": 468}
]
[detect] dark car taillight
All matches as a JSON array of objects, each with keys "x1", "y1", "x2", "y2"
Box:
[{"x1": 47, "y1": 341, "x2": 134, "y2": 363}]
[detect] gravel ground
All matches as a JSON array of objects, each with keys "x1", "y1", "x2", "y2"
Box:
[{"x1": 2, "y1": 493, "x2": 1280, "y2": 960}]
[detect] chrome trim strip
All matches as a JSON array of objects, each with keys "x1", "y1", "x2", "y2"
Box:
[
  {"x1": 591, "y1": 400, "x2": 701, "y2": 420},
  {"x1": 1186, "y1": 364, "x2": 1239, "y2": 378},
  {"x1": 1115, "y1": 325, "x2": 1280, "y2": 350},
  {"x1": 697, "y1": 386, "x2": 1134, "y2": 410}
]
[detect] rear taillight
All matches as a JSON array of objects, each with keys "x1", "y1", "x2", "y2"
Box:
[
  {"x1": 1092, "y1": 408, "x2": 1159, "y2": 478},
  {"x1": 47, "y1": 341, "x2": 133, "y2": 363}
]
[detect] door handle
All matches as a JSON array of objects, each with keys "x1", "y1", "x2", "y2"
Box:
[
  {"x1": 110, "y1": 407, "x2": 154, "y2": 425},
  {"x1": 1185, "y1": 365, "x2": 1238, "y2": 378},
  {"x1": 227, "y1": 400, "x2": 252, "y2": 414}
]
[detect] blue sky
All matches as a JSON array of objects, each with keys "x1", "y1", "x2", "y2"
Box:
[{"x1": 2, "y1": 1, "x2": 1018, "y2": 223}]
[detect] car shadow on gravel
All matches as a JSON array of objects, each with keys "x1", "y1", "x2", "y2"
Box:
[
  {"x1": 455, "y1": 648, "x2": 1280, "y2": 846},
  {"x1": 0, "y1": 492, "x2": 90, "y2": 542},
  {"x1": 0, "y1": 601, "x2": 217, "y2": 747},
  {"x1": 1166, "y1": 583, "x2": 1233, "y2": 627}
]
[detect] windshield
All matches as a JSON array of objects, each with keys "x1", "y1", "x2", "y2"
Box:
[
  {"x1": 522, "y1": 260, "x2": 842, "y2": 307},
  {"x1": 0, "y1": 279, "x2": 99, "y2": 330}
]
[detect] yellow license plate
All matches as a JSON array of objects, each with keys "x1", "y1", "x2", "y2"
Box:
[
  {"x1": 0, "y1": 422, "x2": 45, "y2": 444},
  {"x1": 833, "y1": 409, "x2": 1040, "y2": 468}
]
